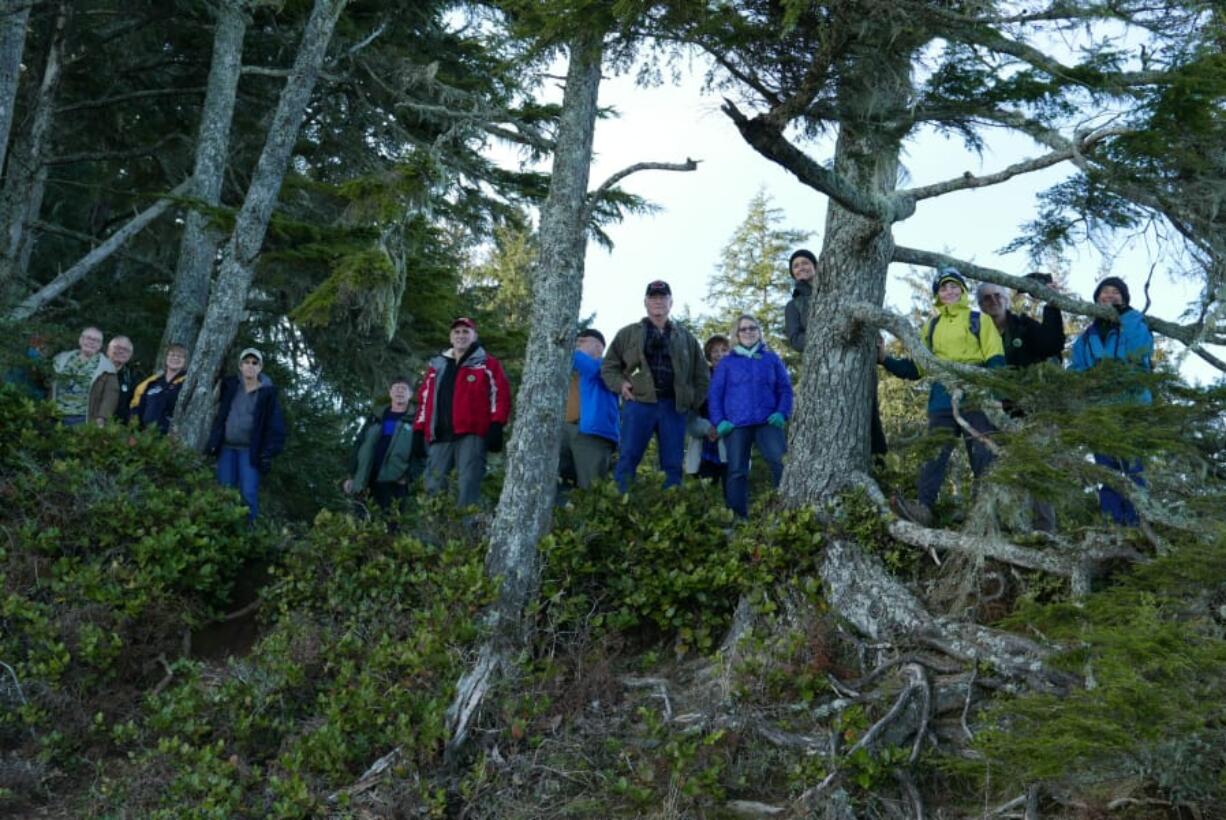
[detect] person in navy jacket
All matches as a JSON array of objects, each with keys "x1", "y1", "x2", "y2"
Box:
[
  {"x1": 707, "y1": 314, "x2": 794, "y2": 518},
  {"x1": 1069, "y1": 276, "x2": 1154, "y2": 525},
  {"x1": 206, "y1": 348, "x2": 287, "y2": 521},
  {"x1": 559, "y1": 329, "x2": 619, "y2": 489}
]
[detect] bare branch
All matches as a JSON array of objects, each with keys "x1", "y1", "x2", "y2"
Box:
[
  {"x1": 46, "y1": 133, "x2": 184, "y2": 165},
  {"x1": 720, "y1": 99, "x2": 915, "y2": 223},
  {"x1": 580, "y1": 158, "x2": 700, "y2": 227},
  {"x1": 962, "y1": 27, "x2": 1169, "y2": 91},
  {"x1": 902, "y1": 127, "x2": 1129, "y2": 202},
  {"x1": 241, "y1": 65, "x2": 344, "y2": 83},
  {"x1": 8, "y1": 180, "x2": 190, "y2": 320},
  {"x1": 56, "y1": 87, "x2": 206, "y2": 113}
]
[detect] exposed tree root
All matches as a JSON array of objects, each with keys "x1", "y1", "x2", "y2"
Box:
[{"x1": 445, "y1": 641, "x2": 507, "y2": 760}]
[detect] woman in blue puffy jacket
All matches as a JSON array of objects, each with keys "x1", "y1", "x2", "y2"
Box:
[
  {"x1": 1069, "y1": 276, "x2": 1153, "y2": 525},
  {"x1": 708, "y1": 314, "x2": 794, "y2": 517}
]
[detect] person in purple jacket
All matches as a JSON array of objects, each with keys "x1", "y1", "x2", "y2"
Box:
[{"x1": 708, "y1": 314, "x2": 794, "y2": 518}]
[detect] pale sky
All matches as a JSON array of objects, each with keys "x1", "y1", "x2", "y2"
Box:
[{"x1": 570, "y1": 65, "x2": 1222, "y2": 383}]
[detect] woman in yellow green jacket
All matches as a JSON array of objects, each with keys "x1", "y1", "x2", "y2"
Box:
[{"x1": 880, "y1": 268, "x2": 1006, "y2": 526}]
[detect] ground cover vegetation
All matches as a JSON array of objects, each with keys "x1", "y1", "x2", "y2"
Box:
[{"x1": 2, "y1": 0, "x2": 1226, "y2": 816}]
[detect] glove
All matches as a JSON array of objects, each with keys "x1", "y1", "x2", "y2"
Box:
[
  {"x1": 716, "y1": 421, "x2": 735, "y2": 438},
  {"x1": 410, "y1": 430, "x2": 427, "y2": 459},
  {"x1": 257, "y1": 454, "x2": 273, "y2": 475},
  {"x1": 767, "y1": 413, "x2": 786, "y2": 429},
  {"x1": 485, "y1": 422, "x2": 505, "y2": 453}
]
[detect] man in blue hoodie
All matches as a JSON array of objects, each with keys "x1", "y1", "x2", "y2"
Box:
[
  {"x1": 1069, "y1": 276, "x2": 1153, "y2": 526},
  {"x1": 560, "y1": 329, "x2": 619, "y2": 489}
]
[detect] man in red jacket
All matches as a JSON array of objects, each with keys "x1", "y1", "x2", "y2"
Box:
[{"x1": 414, "y1": 317, "x2": 511, "y2": 507}]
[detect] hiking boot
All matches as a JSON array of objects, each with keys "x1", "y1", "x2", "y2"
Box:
[{"x1": 891, "y1": 495, "x2": 933, "y2": 528}]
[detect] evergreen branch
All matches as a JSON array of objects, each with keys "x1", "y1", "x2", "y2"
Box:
[
  {"x1": 845, "y1": 301, "x2": 984, "y2": 383},
  {"x1": 55, "y1": 86, "x2": 206, "y2": 113},
  {"x1": 241, "y1": 65, "x2": 345, "y2": 83},
  {"x1": 891, "y1": 245, "x2": 1223, "y2": 350},
  {"x1": 580, "y1": 158, "x2": 700, "y2": 228},
  {"x1": 961, "y1": 27, "x2": 1171, "y2": 91},
  {"x1": 721, "y1": 99, "x2": 915, "y2": 224},
  {"x1": 902, "y1": 127, "x2": 1128, "y2": 202}
]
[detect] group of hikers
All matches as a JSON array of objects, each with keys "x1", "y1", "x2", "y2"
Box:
[
  {"x1": 14, "y1": 332, "x2": 285, "y2": 521},
  {"x1": 10, "y1": 248, "x2": 1154, "y2": 529}
]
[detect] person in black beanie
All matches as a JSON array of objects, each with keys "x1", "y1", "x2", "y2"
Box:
[{"x1": 783, "y1": 247, "x2": 889, "y2": 463}]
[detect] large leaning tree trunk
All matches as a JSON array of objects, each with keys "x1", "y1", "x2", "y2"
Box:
[
  {"x1": 0, "y1": 0, "x2": 66, "y2": 298},
  {"x1": 0, "y1": 0, "x2": 32, "y2": 177},
  {"x1": 174, "y1": 0, "x2": 349, "y2": 451},
  {"x1": 160, "y1": 0, "x2": 248, "y2": 354},
  {"x1": 445, "y1": 31, "x2": 605, "y2": 756}
]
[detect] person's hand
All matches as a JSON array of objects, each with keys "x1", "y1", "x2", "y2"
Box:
[
  {"x1": 342, "y1": 478, "x2": 354, "y2": 495},
  {"x1": 716, "y1": 421, "x2": 735, "y2": 438},
  {"x1": 767, "y1": 413, "x2": 786, "y2": 429},
  {"x1": 706, "y1": 428, "x2": 719, "y2": 442},
  {"x1": 620, "y1": 381, "x2": 634, "y2": 402}
]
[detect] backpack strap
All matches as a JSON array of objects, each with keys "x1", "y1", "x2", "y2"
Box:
[{"x1": 927, "y1": 311, "x2": 982, "y2": 349}]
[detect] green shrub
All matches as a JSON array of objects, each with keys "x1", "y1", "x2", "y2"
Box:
[
  {"x1": 0, "y1": 386, "x2": 265, "y2": 794},
  {"x1": 106, "y1": 510, "x2": 491, "y2": 817}
]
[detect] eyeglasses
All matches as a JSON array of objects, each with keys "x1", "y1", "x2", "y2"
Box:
[{"x1": 737, "y1": 326, "x2": 760, "y2": 334}]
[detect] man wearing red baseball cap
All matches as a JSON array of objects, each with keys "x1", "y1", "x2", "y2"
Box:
[{"x1": 413, "y1": 317, "x2": 511, "y2": 507}]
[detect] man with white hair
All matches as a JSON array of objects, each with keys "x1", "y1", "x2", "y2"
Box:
[
  {"x1": 975, "y1": 272, "x2": 1065, "y2": 370},
  {"x1": 976, "y1": 272, "x2": 1066, "y2": 531}
]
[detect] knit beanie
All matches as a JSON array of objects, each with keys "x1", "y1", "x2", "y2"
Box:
[
  {"x1": 788, "y1": 249, "x2": 817, "y2": 276},
  {"x1": 931, "y1": 267, "x2": 969, "y2": 295},
  {"x1": 1092, "y1": 276, "x2": 1130, "y2": 306}
]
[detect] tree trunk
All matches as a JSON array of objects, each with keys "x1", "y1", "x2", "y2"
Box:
[
  {"x1": 161, "y1": 0, "x2": 247, "y2": 354},
  {"x1": 0, "y1": 0, "x2": 32, "y2": 176},
  {"x1": 174, "y1": 0, "x2": 348, "y2": 451},
  {"x1": 778, "y1": 55, "x2": 911, "y2": 505},
  {"x1": 7, "y1": 179, "x2": 190, "y2": 320},
  {"x1": 0, "y1": 1, "x2": 66, "y2": 297},
  {"x1": 445, "y1": 30, "x2": 604, "y2": 754}
]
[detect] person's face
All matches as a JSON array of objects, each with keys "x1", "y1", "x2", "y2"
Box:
[
  {"x1": 107, "y1": 339, "x2": 133, "y2": 367},
  {"x1": 388, "y1": 381, "x2": 411, "y2": 406},
  {"x1": 977, "y1": 288, "x2": 1008, "y2": 320},
  {"x1": 79, "y1": 329, "x2": 103, "y2": 357},
  {"x1": 240, "y1": 355, "x2": 262, "y2": 378},
  {"x1": 790, "y1": 256, "x2": 816, "y2": 282},
  {"x1": 708, "y1": 343, "x2": 730, "y2": 367},
  {"x1": 938, "y1": 281, "x2": 964, "y2": 305},
  {"x1": 450, "y1": 325, "x2": 475, "y2": 352},
  {"x1": 1097, "y1": 285, "x2": 1123, "y2": 306},
  {"x1": 644, "y1": 293, "x2": 672, "y2": 319},
  {"x1": 576, "y1": 335, "x2": 604, "y2": 359},
  {"x1": 164, "y1": 349, "x2": 186, "y2": 371},
  {"x1": 735, "y1": 320, "x2": 762, "y2": 347}
]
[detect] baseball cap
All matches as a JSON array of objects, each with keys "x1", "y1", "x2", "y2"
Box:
[
  {"x1": 645, "y1": 280, "x2": 671, "y2": 296},
  {"x1": 238, "y1": 347, "x2": 263, "y2": 365},
  {"x1": 450, "y1": 317, "x2": 477, "y2": 330}
]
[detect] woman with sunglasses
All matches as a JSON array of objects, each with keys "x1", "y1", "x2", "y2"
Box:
[{"x1": 708, "y1": 314, "x2": 794, "y2": 517}]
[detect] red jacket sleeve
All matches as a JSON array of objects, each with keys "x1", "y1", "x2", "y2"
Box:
[
  {"x1": 488, "y1": 355, "x2": 511, "y2": 425},
  {"x1": 412, "y1": 367, "x2": 432, "y2": 432}
]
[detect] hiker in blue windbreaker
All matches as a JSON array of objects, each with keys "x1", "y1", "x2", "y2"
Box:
[
  {"x1": 1069, "y1": 276, "x2": 1154, "y2": 525},
  {"x1": 559, "y1": 329, "x2": 619, "y2": 489},
  {"x1": 708, "y1": 314, "x2": 793, "y2": 518}
]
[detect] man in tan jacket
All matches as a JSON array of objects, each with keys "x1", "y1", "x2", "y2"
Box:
[{"x1": 601, "y1": 280, "x2": 708, "y2": 491}]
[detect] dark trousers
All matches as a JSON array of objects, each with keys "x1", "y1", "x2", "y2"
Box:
[
  {"x1": 559, "y1": 422, "x2": 615, "y2": 489},
  {"x1": 425, "y1": 434, "x2": 487, "y2": 507},
  {"x1": 615, "y1": 398, "x2": 686, "y2": 491},
  {"x1": 917, "y1": 409, "x2": 995, "y2": 509},
  {"x1": 1093, "y1": 454, "x2": 1145, "y2": 526},
  {"x1": 217, "y1": 446, "x2": 261, "y2": 521},
  {"x1": 723, "y1": 424, "x2": 786, "y2": 518}
]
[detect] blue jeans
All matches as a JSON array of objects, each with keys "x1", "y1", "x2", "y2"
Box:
[
  {"x1": 723, "y1": 424, "x2": 786, "y2": 518},
  {"x1": 917, "y1": 409, "x2": 995, "y2": 509},
  {"x1": 1093, "y1": 454, "x2": 1145, "y2": 526},
  {"x1": 217, "y1": 446, "x2": 261, "y2": 521},
  {"x1": 615, "y1": 398, "x2": 686, "y2": 491}
]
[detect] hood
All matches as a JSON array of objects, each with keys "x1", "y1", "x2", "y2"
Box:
[{"x1": 432, "y1": 344, "x2": 486, "y2": 371}]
